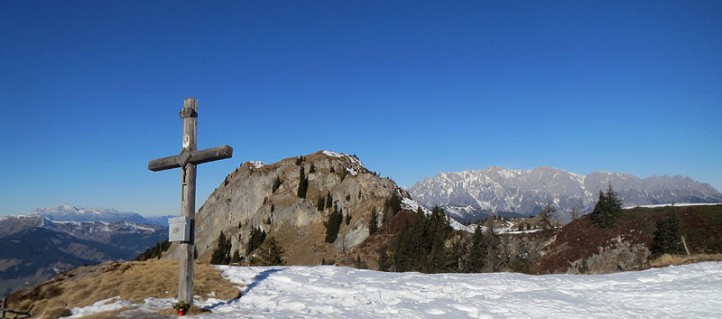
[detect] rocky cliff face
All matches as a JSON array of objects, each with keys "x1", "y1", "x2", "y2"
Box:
[
  {"x1": 183, "y1": 151, "x2": 405, "y2": 265},
  {"x1": 409, "y1": 167, "x2": 722, "y2": 222}
]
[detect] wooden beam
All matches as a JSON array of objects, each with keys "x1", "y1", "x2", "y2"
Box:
[
  {"x1": 148, "y1": 97, "x2": 233, "y2": 306},
  {"x1": 148, "y1": 145, "x2": 233, "y2": 172}
]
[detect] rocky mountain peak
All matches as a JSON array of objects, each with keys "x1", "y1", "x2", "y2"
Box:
[
  {"x1": 409, "y1": 167, "x2": 722, "y2": 222},
  {"x1": 184, "y1": 150, "x2": 405, "y2": 265}
]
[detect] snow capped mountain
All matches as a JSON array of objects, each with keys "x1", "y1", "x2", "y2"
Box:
[
  {"x1": 409, "y1": 167, "x2": 722, "y2": 222},
  {"x1": 32, "y1": 204, "x2": 170, "y2": 226},
  {"x1": 0, "y1": 205, "x2": 169, "y2": 296}
]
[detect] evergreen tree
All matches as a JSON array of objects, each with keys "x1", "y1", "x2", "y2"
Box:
[
  {"x1": 652, "y1": 212, "x2": 684, "y2": 256},
  {"x1": 355, "y1": 254, "x2": 367, "y2": 269},
  {"x1": 326, "y1": 192, "x2": 333, "y2": 208},
  {"x1": 135, "y1": 240, "x2": 171, "y2": 261},
  {"x1": 378, "y1": 248, "x2": 392, "y2": 272},
  {"x1": 425, "y1": 238, "x2": 447, "y2": 273},
  {"x1": 446, "y1": 236, "x2": 467, "y2": 272},
  {"x1": 369, "y1": 208, "x2": 379, "y2": 235},
  {"x1": 591, "y1": 185, "x2": 624, "y2": 228},
  {"x1": 246, "y1": 226, "x2": 267, "y2": 255},
  {"x1": 394, "y1": 206, "x2": 454, "y2": 273},
  {"x1": 383, "y1": 192, "x2": 403, "y2": 219},
  {"x1": 210, "y1": 231, "x2": 232, "y2": 265},
  {"x1": 254, "y1": 236, "x2": 285, "y2": 266},
  {"x1": 345, "y1": 212, "x2": 352, "y2": 225},
  {"x1": 297, "y1": 166, "x2": 309, "y2": 198},
  {"x1": 465, "y1": 224, "x2": 486, "y2": 272},
  {"x1": 511, "y1": 237, "x2": 532, "y2": 273},
  {"x1": 539, "y1": 203, "x2": 556, "y2": 234},
  {"x1": 325, "y1": 205, "x2": 343, "y2": 243},
  {"x1": 482, "y1": 219, "x2": 502, "y2": 271},
  {"x1": 317, "y1": 196, "x2": 325, "y2": 211},
  {"x1": 231, "y1": 250, "x2": 242, "y2": 264}
]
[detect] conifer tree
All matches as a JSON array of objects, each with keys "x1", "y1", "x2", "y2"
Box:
[
  {"x1": 297, "y1": 166, "x2": 309, "y2": 198},
  {"x1": 482, "y1": 219, "x2": 502, "y2": 271},
  {"x1": 378, "y1": 248, "x2": 392, "y2": 272},
  {"x1": 652, "y1": 211, "x2": 684, "y2": 256},
  {"x1": 394, "y1": 206, "x2": 454, "y2": 273},
  {"x1": 317, "y1": 196, "x2": 325, "y2": 211},
  {"x1": 135, "y1": 240, "x2": 171, "y2": 261},
  {"x1": 211, "y1": 231, "x2": 232, "y2": 265},
  {"x1": 326, "y1": 192, "x2": 333, "y2": 208},
  {"x1": 246, "y1": 226, "x2": 267, "y2": 255},
  {"x1": 254, "y1": 236, "x2": 285, "y2": 266},
  {"x1": 355, "y1": 254, "x2": 367, "y2": 269},
  {"x1": 231, "y1": 250, "x2": 242, "y2": 264},
  {"x1": 446, "y1": 236, "x2": 467, "y2": 272},
  {"x1": 539, "y1": 203, "x2": 556, "y2": 234},
  {"x1": 325, "y1": 205, "x2": 343, "y2": 243},
  {"x1": 383, "y1": 192, "x2": 403, "y2": 219},
  {"x1": 369, "y1": 208, "x2": 379, "y2": 235},
  {"x1": 591, "y1": 185, "x2": 624, "y2": 228},
  {"x1": 465, "y1": 224, "x2": 486, "y2": 272}
]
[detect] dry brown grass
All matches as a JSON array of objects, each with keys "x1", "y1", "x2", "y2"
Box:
[
  {"x1": 8, "y1": 259, "x2": 240, "y2": 319},
  {"x1": 650, "y1": 253, "x2": 722, "y2": 268}
]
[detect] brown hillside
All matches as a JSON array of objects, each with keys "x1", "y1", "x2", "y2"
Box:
[
  {"x1": 6, "y1": 260, "x2": 239, "y2": 319},
  {"x1": 534, "y1": 204, "x2": 722, "y2": 274},
  {"x1": 166, "y1": 151, "x2": 409, "y2": 268}
]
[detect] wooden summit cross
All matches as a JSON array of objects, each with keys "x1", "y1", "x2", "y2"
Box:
[{"x1": 148, "y1": 97, "x2": 232, "y2": 304}]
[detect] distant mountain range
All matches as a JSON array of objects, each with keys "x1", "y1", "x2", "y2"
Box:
[
  {"x1": 408, "y1": 167, "x2": 722, "y2": 222},
  {"x1": 31, "y1": 204, "x2": 171, "y2": 226},
  {"x1": 0, "y1": 205, "x2": 169, "y2": 296}
]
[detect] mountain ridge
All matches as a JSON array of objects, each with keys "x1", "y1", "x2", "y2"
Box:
[
  {"x1": 166, "y1": 150, "x2": 460, "y2": 268},
  {"x1": 0, "y1": 205, "x2": 169, "y2": 297},
  {"x1": 29, "y1": 204, "x2": 171, "y2": 227},
  {"x1": 409, "y1": 166, "x2": 722, "y2": 222}
]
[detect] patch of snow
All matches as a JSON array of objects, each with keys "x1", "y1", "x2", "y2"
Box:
[
  {"x1": 66, "y1": 297, "x2": 134, "y2": 318},
  {"x1": 400, "y1": 197, "x2": 421, "y2": 212},
  {"x1": 498, "y1": 168, "x2": 522, "y2": 179},
  {"x1": 249, "y1": 161, "x2": 265, "y2": 169},
  {"x1": 624, "y1": 203, "x2": 722, "y2": 209},
  {"x1": 321, "y1": 150, "x2": 365, "y2": 168},
  {"x1": 322, "y1": 150, "x2": 344, "y2": 158},
  {"x1": 51, "y1": 220, "x2": 83, "y2": 226},
  {"x1": 402, "y1": 197, "x2": 472, "y2": 232},
  {"x1": 61, "y1": 262, "x2": 711, "y2": 318}
]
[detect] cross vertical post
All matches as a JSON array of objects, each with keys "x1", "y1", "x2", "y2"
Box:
[
  {"x1": 179, "y1": 97, "x2": 197, "y2": 304},
  {"x1": 148, "y1": 97, "x2": 233, "y2": 305}
]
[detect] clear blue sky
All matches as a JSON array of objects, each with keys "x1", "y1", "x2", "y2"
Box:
[{"x1": 2, "y1": 1, "x2": 721, "y2": 216}]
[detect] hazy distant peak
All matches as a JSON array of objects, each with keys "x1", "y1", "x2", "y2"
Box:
[
  {"x1": 409, "y1": 166, "x2": 722, "y2": 223},
  {"x1": 29, "y1": 205, "x2": 169, "y2": 226}
]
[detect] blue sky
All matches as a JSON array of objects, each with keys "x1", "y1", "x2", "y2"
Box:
[{"x1": 1, "y1": 1, "x2": 721, "y2": 216}]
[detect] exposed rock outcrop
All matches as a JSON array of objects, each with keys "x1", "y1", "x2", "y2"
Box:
[{"x1": 175, "y1": 151, "x2": 405, "y2": 265}]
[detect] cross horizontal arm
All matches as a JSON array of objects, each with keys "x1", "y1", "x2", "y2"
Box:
[{"x1": 148, "y1": 145, "x2": 233, "y2": 172}]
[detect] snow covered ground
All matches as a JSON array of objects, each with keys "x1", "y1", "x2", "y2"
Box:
[
  {"x1": 623, "y1": 202, "x2": 722, "y2": 209},
  {"x1": 66, "y1": 262, "x2": 722, "y2": 318}
]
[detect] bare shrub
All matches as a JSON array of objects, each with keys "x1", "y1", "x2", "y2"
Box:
[{"x1": 568, "y1": 236, "x2": 650, "y2": 274}]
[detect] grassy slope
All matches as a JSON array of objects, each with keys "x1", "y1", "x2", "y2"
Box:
[
  {"x1": 534, "y1": 204, "x2": 722, "y2": 274},
  {"x1": 6, "y1": 259, "x2": 240, "y2": 319}
]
